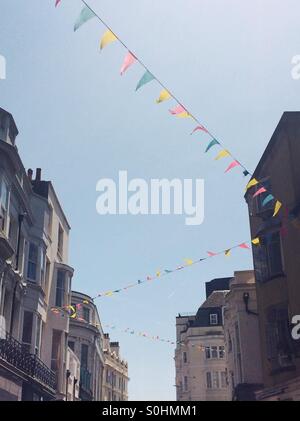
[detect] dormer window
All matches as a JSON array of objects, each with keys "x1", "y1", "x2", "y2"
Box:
[
  {"x1": 209, "y1": 313, "x2": 218, "y2": 325},
  {"x1": 0, "y1": 178, "x2": 9, "y2": 234}
]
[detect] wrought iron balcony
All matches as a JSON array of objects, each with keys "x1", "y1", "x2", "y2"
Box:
[{"x1": 0, "y1": 328, "x2": 56, "y2": 392}]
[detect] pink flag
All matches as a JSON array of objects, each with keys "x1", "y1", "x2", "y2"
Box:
[
  {"x1": 120, "y1": 52, "x2": 136, "y2": 75},
  {"x1": 191, "y1": 125, "x2": 209, "y2": 135},
  {"x1": 207, "y1": 251, "x2": 217, "y2": 257},
  {"x1": 55, "y1": 0, "x2": 61, "y2": 6},
  {"x1": 239, "y1": 243, "x2": 250, "y2": 250},
  {"x1": 253, "y1": 187, "x2": 267, "y2": 198},
  {"x1": 169, "y1": 104, "x2": 186, "y2": 115},
  {"x1": 225, "y1": 160, "x2": 240, "y2": 173}
]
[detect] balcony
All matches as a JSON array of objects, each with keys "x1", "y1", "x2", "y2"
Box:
[{"x1": 0, "y1": 328, "x2": 56, "y2": 393}]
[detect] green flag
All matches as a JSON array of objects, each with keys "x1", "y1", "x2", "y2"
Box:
[
  {"x1": 205, "y1": 138, "x2": 220, "y2": 153},
  {"x1": 74, "y1": 6, "x2": 96, "y2": 32},
  {"x1": 136, "y1": 70, "x2": 155, "y2": 91}
]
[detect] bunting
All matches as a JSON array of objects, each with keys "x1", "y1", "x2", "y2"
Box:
[
  {"x1": 120, "y1": 52, "x2": 136, "y2": 75},
  {"x1": 215, "y1": 150, "x2": 230, "y2": 161},
  {"x1": 205, "y1": 139, "x2": 219, "y2": 153},
  {"x1": 136, "y1": 70, "x2": 155, "y2": 91},
  {"x1": 225, "y1": 160, "x2": 240, "y2": 173},
  {"x1": 156, "y1": 89, "x2": 171, "y2": 104},
  {"x1": 74, "y1": 6, "x2": 96, "y2": 32},
  {"x1": 100, "y1": 30, "x2": 117, "y2": 50},
  {"x1": 55, "y1": 0, "x2": 61, "y2": 7}
]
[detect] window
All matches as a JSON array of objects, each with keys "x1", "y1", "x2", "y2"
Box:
[
  {"x1": 22, "y1": 311, "x2": 33, "y2": 352},
  {"x1": 81, "y1": 344, "x2": 88, "y2": 369},
  {"x1": 206, "y1": 372, "x2": 212, "y2": 389},
  {"x1": 221, "y1": 372, "x2": 227, "y2": 388},
  {"x1": 253, "y1": 232, "x2": 283, "y2": 282},
  {"x1": 183, "y1": 352, "x2": 187, "y2": 363},
  {"x1": 0, "y1": 179, "x2": 9, "y2": 233},
  {"x1": 27, "y1": 243, "x2": 38, "y2": 281},
  {"x1": 83, "y1": 307, "x2": 90, "y2": 323},
  {"x1": 68, "y1": 341, "x2": 75, "y2": 351},
  {"x1": 55, "y1": 270, "x2": 65, "y2": 307},
  {"x1": 212, "y1": 371, "x2": 220, "y2": 389},
  {"x1": 183, "y1": 376, "x2": 188, "y2": 392},
  {"x1": 58, "y1": 225, "x2": 64, "y2": 256},
  {"x1": 206, "y1": 346, "x2": 223, "y2": 359},
  {"x1": 51, "y1": 330, "x2": 61, "y2": 373},
  {"x1": 209, "y1": 313, "x2": 218, "y2": 325},
  {"x1": 40, "y1": 248, "x2": 46, "y2": 287},
  {"x1": 35, "y1": 316, "x2": 42, "y2": 356},
  {"x1": 219, "y1": 346, "x2": 225, "y2": 359}
]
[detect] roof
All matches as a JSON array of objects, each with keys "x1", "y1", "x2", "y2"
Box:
[
  {"x1": 201, "y1": 290, "x2": 228, "y2": 308},
  {"x1": 0, "y1": 107, "x2": 19, "y2": 137}
]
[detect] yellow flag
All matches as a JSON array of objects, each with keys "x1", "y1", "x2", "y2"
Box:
[
  {"x1": 83, "y1": 300, "x2": 89, "y2": 304},
  {"x1": 184, "y1": 259, "x2": 193, "y2": 266},
  {"x1": 176, "y1": 112, "x2": 191, "y2": 118},
  {"x1": 100, "y1": 30, "x2": 117, "y2": 50},
  {"x1": 246, "y1": 178, "x2": 259, "y2": 191},
  {"x1": 105, "y1": 291, "x2": 113, "y2": 297},
  {"x1": 273, "y1": 201, "x2": 282, "y2": 217},
  {"x1": 252, "y1": 238, "x2": 260, "y2": 246},
  {"x1": 215, "y1": 150, "x2": 230, "y2": 160},
  {"x1": 156, "y1": 271, "x2": 161, "y2": 277},
  {"x1": 156, "y1": 89, "x2": 171, "y2": 104},
  {"x1": 225, "y1": 249, "x2": 231, "y2": 257}
]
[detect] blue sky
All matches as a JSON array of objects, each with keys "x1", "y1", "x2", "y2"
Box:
[{"x1": 1, "y1": 0, "x2": 300, "y2": 400}]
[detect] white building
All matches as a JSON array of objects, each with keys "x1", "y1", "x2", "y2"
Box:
[
  {"x1": 175, "y1": 278, "x2": 231, "y2": 401},
  {"x1": 68, "y1": 291, "x2": 105, "y2": 401}
]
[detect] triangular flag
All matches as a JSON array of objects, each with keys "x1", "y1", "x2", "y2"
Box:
[
  {"x1": 262, "y1": 194, "x2": 274, "y2": 207},
  {"x1": 207, "y1": 251, "x2": 217, "y2": 257},
  {"x1": 74, "y1": 6, "x2": 96, "y2": 32},
  {"x1": 239, "y1": 243, "x2": 250, "y2": 250},
  {"x1": 156, "y1": 271, "x2": 161, "y2": 277},
  {"x1": 243, "y1": 170, "x2": 250, "y2": 177},
  {"x1": 156, "y1": 89, "x2": 171, "y2": 104},
  {"x1": 215, "y1": 150, "x2": 230, "y2": 160},
  {"x1": 100, "y1": 30, "x2": 117, "y2": 50},
  {"x1": 253, "y1": 187, "x2": 267, "y2": 198},
  {"x1": 191, "y1": 125, "x2": 209, "y2": 135},
  {"x1": 184, "y1": 259, "x2": 193, "y2": 266},
  {"x1": 55, "y1": 0, "x2": 61, "y2": 7},
  {"x1": 164, "y1": 269, "x2": 172, "y2": 274},
  {"x1": 246, "y1": 178, "x2": 259, "y2": 191},
  {"x1": 136, "y1": 70, "x2": 155, "y2": 91},
  {"x1": 225, "y1": 249, "x2": 231, "y2": 257},
  {"x1": 176, "y1": 112, "x2": 191, "y2": 118},
  {"x1": 252, "y1": 238, "x2": 260, "y2": 246},
  {"x1": 205, "y1": 139, "x2": 219, "y2": 153},
  {"x1": 120, "y1": 52, "x2": 136, "y2": 75},
  {"x1": 225, "y1": 160, "x2": 240, "y2": 173},
  {"x1": 169, "y1": 105, "x2": 186, "y2": 115},
  {"x1": 273, "y1": 201, "x2": 282, "y2": 217}
]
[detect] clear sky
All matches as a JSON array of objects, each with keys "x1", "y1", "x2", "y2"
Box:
[{"x1": 1, "y1": 0, "x2": 299, "y2": 401}]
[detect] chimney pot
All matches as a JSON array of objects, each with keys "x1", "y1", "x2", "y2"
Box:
[
  {"x1": 27, "y1": 169, "x2": 33, "y2": 181},
  {"x1": 35, "y1": 168, "x2": 42, "y2": 182}
]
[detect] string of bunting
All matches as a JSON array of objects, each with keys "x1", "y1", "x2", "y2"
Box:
[
  {"x1": 53, "y1": 1, "x2": 300, "y2": 301},
  {"x1": 54, "y1": 0, "x2": 291, "y2": 224},
  {"x1": 50, "y1": 304, "x2": 205, "y2": 351}
]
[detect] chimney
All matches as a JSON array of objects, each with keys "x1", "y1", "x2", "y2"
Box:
[
  {"x1": 35, "y1": 168, "x2": 42, "y2": 182},
  {"x1": 27, "y1": 168, "x2": 33, "y2": 181}
]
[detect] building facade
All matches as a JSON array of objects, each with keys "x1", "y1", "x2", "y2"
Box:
[
  {"x1": 245, "y1": 112, "x2": 300, "y2": 400},
  {"x1": 223, "y1": 270, "x2": 263, "y2": 400},
  {"x1": 68, "y1": 291, "x2": 105, "y2": 401},
  {"x1": 0, "y1": 107, "x2": 74, "y2": 401},
  {"x1": 175, "y1": 278, "x2": 231, "y2": 401},
  {"x1": 102, "y1": 334, "x2": 129, "y2": 401}
]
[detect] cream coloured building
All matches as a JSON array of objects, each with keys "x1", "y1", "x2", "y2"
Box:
[
  {"x1": 68, "y1": 291, "x2": 105, "y2": 401},
  {"x1": 0, "y1": 106, "x2": 74, "y2": 401},
  {"x1": 223, "y1": 271, "x2": 263, "y2": 400},
  {"x1": 102, "y1": 334, "x2": 129, "y2": 401},
  {"x1": 175, "y1": 278, "x2": 231, "y2": 401}
]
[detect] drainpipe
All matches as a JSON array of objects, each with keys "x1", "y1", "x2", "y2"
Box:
[
  {"x1": 243, "y1": 292, "x2": 258, "y2": 316},
  {"x1": 9, "y1": 213, "x2": 25, "y2": 336}
]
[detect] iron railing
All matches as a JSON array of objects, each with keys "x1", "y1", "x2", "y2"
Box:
[{"x1": 0, "y1": 328, "x2": 56, "y2": 391}]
